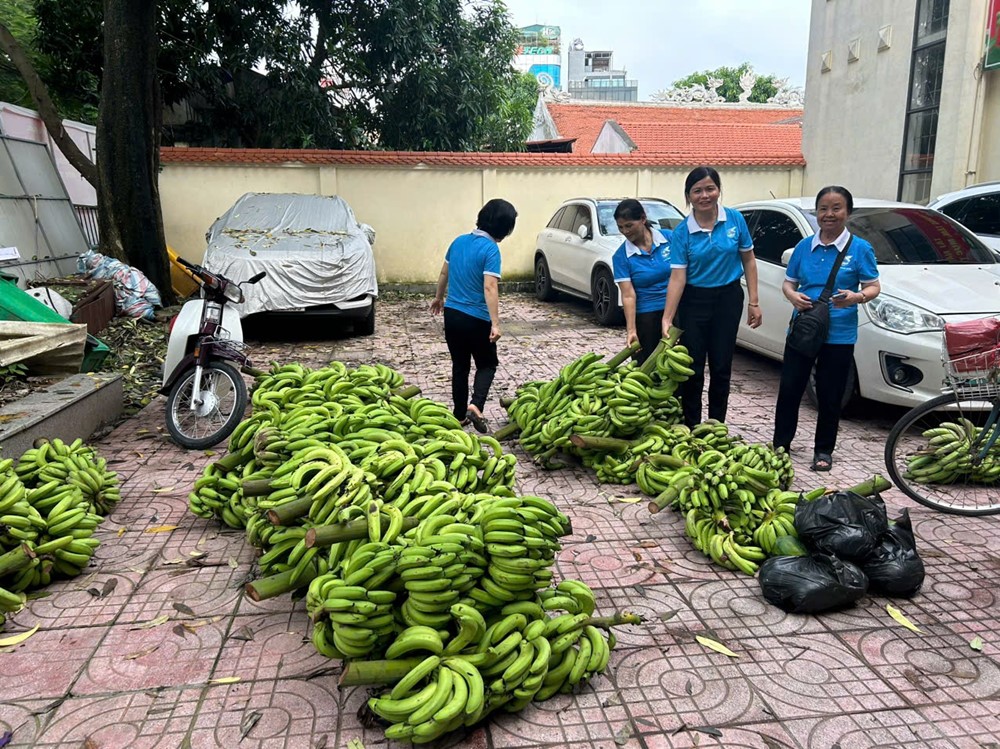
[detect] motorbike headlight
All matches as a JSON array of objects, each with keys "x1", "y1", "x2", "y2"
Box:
[
  {"x1": 864, "y1": 295, "x2": 944, "y2": 334},
  {"x1": 223, "y1": 284, "x2": 244, "y2": 304}
]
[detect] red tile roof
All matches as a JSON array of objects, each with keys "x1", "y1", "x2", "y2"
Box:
[
  {"x1": 160, "y1": 145, "x2": 802, "y2": 168},
  {"x1": 616, "y1": 122, "x2": 803, "y2": 163},
  {"x1": 545, "y1": 101, "x2": 803, "y2": 161}
]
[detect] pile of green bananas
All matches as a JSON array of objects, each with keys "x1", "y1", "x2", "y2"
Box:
[
  {"x1": 502, "y1": 331, "x2": 693, "y2": 467},
  {"x1": 0, "y1": 440, "x2": 116, "y2": 622},
  {"x1": 188, "y1": 361, "x2": 518, "y2": 530},
  {"x1": 363, "y1": 587, "x2": 640, "y2": 744},
  {"x1": 904, "y1": 418, "x2": 1000, "y2": 485}
]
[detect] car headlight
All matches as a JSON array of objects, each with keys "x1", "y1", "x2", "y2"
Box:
[{"x1": 864, "y1": 295, "x2": 944, "y2": 334}]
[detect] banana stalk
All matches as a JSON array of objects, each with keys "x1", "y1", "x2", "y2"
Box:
[
  {"x1": 245, "y1": 567, "x2": 318, "y2": 601},
  {"x1": 392, "y1": 385, "x2": 421, "y2": 399},
  {"x1": 305, "y1": 517, "x2": 419, "y2": 548},
  {"x1": 605, "y1": 341, "x2": 641, "y2": 369},
  {"x1": 493, "y1": 422, "x2": 521, "y2": 441},
  {"x1": 338, "y1": 658, "x2": 426, "y2": 686},
  {"x1": 568, "y1": 435, "x2": 632, "y2": 452},
  {"x1": 844, "y1": 474, "x2": 892, "y2": 497},
  {"x1": 639, "y1": 326, "x2": 683, "y2": 376},
  {"x1": 648, "y1": 474, "x2": 697, "y2": 514},
  {"x1": 267, "y1": 496, "x2": 314, "y2": 525}
]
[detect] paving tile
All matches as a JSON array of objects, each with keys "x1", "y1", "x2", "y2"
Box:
[
  {"x1": 916, "y1": 699, "x2": 1000, "y2": 747},
  {"x1": 730, "y1": 631, "x2": 909, "y2": 718},
  {"x1": 778, "y1": 707, "x2": 969, "y2": 749},
  {"x1": 835, "y1": 627, "x2": 1000, "y2": 706},
  {"x1": 28, "y1": 688, "x2": 199, "y2": 749},
  {"x1": 592, "y1": 582, "x2": 700, "y2": 649},
  {"x1": 555, "y1": 540, "x2": 668, "y2": 591},
  {"x1": 639, "y1": 723, "x2": 800, "y2": 749},
  {"x1": 118, "y1": 560, "x2": 247, "y2": 624},
  {"x1": 0, "y1": 625, "x2": 105, "y2": 700},
  {"x1": 0, "y1": 698, "x2": 55, "y2": 748},
  {"x1": 71, "y1": 619, "x2": 226, "y2": 695},
  {"x1": 610, "y1": 643, "x2": 758, "y2": 731},
  {"x1": 17, "y1": 570, "x2": 139, "y2": 629},
  {"x1": 211, "y1": 612, "x2": 332, "y2": 683}
]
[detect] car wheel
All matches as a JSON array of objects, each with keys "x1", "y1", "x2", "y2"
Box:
[
  {"x1": 805, "y1": 358, "x2": 856, "y2": 410},
  {"x1": 357, "y1": 302, "x2": 375, "y2": 336},
  {"x1": 534, "y1": 255, "x2": 557, "y2": 302},
  {"x1": 591, "y1": 267, "x2": 623, "y2": 326}
]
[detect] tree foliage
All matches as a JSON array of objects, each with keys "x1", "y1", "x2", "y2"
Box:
[
  {"x1": 29, "y1": 0, "x2": 533, "y2": 151},
  {"x1": 672, "y1": 62, "x2": 780, "y2": 104}
]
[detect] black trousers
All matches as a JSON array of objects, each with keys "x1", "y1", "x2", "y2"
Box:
[
  {"x1": 676, "y1": 280, "x2": 743, "y2": 426},
  {"x1": 634, "y1": 310, "x2": 664, "y2": 365},
  {"x1": 773, "y1": 341, "x2": 855, "y2": 455},
  {"x1": 444, "y1": 307, "x2": 498, "y2": 419}
]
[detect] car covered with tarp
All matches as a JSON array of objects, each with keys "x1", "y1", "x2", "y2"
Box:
[{"x1": 202, "y1": 192, "x2": 378, "y2": 334}]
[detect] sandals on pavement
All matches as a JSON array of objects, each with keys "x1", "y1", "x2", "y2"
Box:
[
  {"x1": 811, "y1": 452, "x2": 833, "y2": 472},
  {"x1": 466, "y1": 406, "x2": 489, "y2": 434}
]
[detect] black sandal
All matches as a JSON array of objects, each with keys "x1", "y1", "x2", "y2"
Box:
[
  {"x1": 466, "y1": 407, "x2": 488, "y2": 434},
  {"x1": 811, "y1": 452, "x2": 833, "y2": 472}
]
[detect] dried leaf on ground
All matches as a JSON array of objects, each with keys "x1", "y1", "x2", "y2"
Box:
[
  {"x1": 131, "y1": 615, "x2": 170, "y2": 630},
  {"x1": 145, "y1": 525, "x2": 178, "y2": 534},
  {"x1": 0, "y1": 626, "x2": 39, "y2": 647},
  {"x1": 970, "y1": 636, "x2": 984, "y2": 651},
  {"x1": 886, "y1": 604, "x2": 922, "y2": 633},
  {"x1": 124, "y1": 645, "x2": 159, "y2": 660},
  {"x1": 696, "y1": 635, "x2": 739, "y2": 658},
  {"x1": 240, "y1": 711, "x2": 262, "y2": 739}
]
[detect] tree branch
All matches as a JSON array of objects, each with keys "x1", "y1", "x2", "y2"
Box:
[{"x1": 0, "y1": 21, "x2": 98, "y2": 187}]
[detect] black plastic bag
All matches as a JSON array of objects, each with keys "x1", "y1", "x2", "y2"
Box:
[
  {"x1": 794, "y1": 491, "x2": 888, "y2": 560},
  {"x1": 759, "y1": 554, "x2": 869, "y2": 614},
  {"x1": 861, "y1": 509, "x2": 925, "y2": 597}
]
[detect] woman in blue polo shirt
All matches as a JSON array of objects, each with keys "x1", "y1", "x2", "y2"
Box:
[
  {"x1": 611, "y1": 199, "x2": 672, "y2": 364},
  {"x1": 661, "y1": 166, "x2": 762, "y2": 427},
  {"x1": 430, "y1": 199, "x2": 517, "y2": 433},
  {"x1": 773, "y1": 185, "x2": 880, "y2": 471}
]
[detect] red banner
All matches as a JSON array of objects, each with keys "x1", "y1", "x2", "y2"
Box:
[{"x1": 988, "y1": 0, "x2": 1000, "y2": 70}]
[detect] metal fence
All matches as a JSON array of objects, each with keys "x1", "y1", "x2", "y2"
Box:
[{"x1": 74, "y1": 204, "x2": 99, "y2": 248}]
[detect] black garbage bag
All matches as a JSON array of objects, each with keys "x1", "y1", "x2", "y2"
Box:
[
  {"x1": 860, "y1": 509, "x2": 925, "y2": 597},
  {"x1": 759, "y1": 554, "x2": 869, "y2": 614},
  {"x1": 794, "y1": 491, "x2": 888, "y2": 560}
]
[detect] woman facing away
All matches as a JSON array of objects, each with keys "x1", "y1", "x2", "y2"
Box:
[
  {"x1": 610, "y1": 198, "x2": 673, "y2": 364},
  {"x1": 661, "y1": 166, "x2": 762, "y2": 427},
  {"x1": 430, "y1": 198, "x2": 517, "y2": 433},
  {"x1": 772, "y1": 185, "x2": 880, "y2": 471}
]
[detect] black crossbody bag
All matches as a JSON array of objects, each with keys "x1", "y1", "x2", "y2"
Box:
[{"x1": 786, "y1": 235, "x2": 854, "y2": 359}]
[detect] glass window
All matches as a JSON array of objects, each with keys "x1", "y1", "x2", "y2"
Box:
[
  {"x1": 747, "y1": 210, "x2": 804, "y2": 264},
  {"x1": 910, "y1": 45, "x2": 946, "y2": 109},
  {"x1": 916, "y1": 0, "x2": 949, "y2": 45},
  {"x1": 956, "y1": 194, "x2": 1000, "y2": 236},
  {"x1": 838, "y1": 207, "x2": 995, "y2": 264},
  {"x1": 935, "y1": 197, "x2": 969, "y2": 221},
  {"x1": 546, "y1": 207, "x2": 567, "y2": 229},
  {"x1": 596, "y1": 200, "x2": 684, "y2": 236},
  {"x1": 902, "y1": 110, "x2": 939, "y2": 172},
  {"x1": 900, "y1": 172, "x2": 933, "y2": 204},
  {"x1": 558, "y1": 205, "x2": 590, "y2": 235}
]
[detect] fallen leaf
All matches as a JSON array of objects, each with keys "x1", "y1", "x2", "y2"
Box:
[
  {"x1": 124, "y1": 645, "x2": 159, "y2": 660},
  {"x1": 0, "y1": 626, "x2": 39, "y2": 647},
  {"x1": 151, "y1": 487, "x2": 175, "y2": 494},
  {"x1": 659, "y1": 609, "x2": 678, "y2": 622},
  {"x1": 188, "y1": 550, "x2": 206, "y2": 558},
  {"x1": 101, "y1": 579, "x2": 118, "y2": 598},
  {"x1": 203, "y1": 450, "x2": 215, "y2": 457},
  {"x1": 615, "y1": 497, "x2": 644, "y2": 504},
  {"x1": 970, "y1": 636, "x2": 984, "y2": 651},
  {"x1": 210, "y1": 676, "x2": 241, "y2": 684},
  {"x1": 693, "y1": 725, "x2": 723, "y2": 738},
  {"x1": 145, "y1": 525, "x2": 178, "y2": 534},
  {"x1": 637, "y1": 541, "x2": 658, "y2": 548},
  {"x1": 240, "y1": 711, "x2": 262, "y2": 739},
  {"x1": 228, "y1": 557, "x2": 239, "y2": 569},
  {"x1": 632, "y1": 584, "x2": 647, "y2": 597},
  {"x1": 613, "y1": 721, "x2": 633, "y2": 746},
  {"x1": 84, "y1": 738, "x2": 98, "y2": 749},
  {"x1": 117, "y1": 527, "x2": 127, "y2": 537},
  {"x1": 173, "y1": 624, "x2": 187, "y2": 638},
  {"x1": 584, "y1": 534, "x2": 597, "y2": 543},
  {"x1": 133, "y1": 452, "x2": 144, "y2": 459},
  {"x1": 131, "y1": 614, "x2": 170, "y2": 630},
  {"x1": 228, "y1": 625, "x2": 254, "y2": 642},
  {"x1": 696, "y1": 635, "x2": 739, "y2": 658},
  {"x1": 886, "y1": 604, "x2": 922, "y2": 634},
  {"x1": 173, "y1": 603, "x2": 197, "y2": 617},
  {"x1": 161, "y1": 558, "x2": 186, "y2": 566},
  {"x1": 685, "y1": 679, "x2": 692, "y2": 695}
]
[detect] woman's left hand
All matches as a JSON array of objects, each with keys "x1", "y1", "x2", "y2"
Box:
[
  {"x1": 832, "y1": 289, "x2": 863, "y2": 309},
  {"x1": 747, "y1": 304, "x2": 763, "y2": 329}
]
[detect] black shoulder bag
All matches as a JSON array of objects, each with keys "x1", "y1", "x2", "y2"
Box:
[{"x1": 785, "y1": 235, "x2": 854, "y2": 359}]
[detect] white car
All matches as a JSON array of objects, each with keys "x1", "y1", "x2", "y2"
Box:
[
  {"x1": 534, "y1": 197, "x2": 684, "y2": 326},
  {"x1": 732, "y1": 198, "x2": 1000, "y2": 408},
  {"x1": 928, "y1": 182, "x2": 1000, "y2": 254}
]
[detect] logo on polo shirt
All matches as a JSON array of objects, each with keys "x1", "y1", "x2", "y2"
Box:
[
  {"x1": 727, "y1": 226, "x2": 737, "y2": 240},
  {"x1": 660, "y1": 246, "x2": 671, "y2": 260},
  {"x1": 843, "y1": 255, "x2": 853, "y2": 265}
]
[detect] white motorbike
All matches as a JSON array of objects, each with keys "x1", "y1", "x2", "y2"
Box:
[{"x1": 160, "y1": 257, "x2": 265, "y2": 449}]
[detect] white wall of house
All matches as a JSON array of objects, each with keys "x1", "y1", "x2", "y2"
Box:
[{"x1": 803, "y1": 0, "x2": 998, "y2": 201}]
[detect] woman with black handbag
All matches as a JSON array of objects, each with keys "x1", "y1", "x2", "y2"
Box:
[{"x1": 772, "y1": 186, "x2": 881, "y2": 471}]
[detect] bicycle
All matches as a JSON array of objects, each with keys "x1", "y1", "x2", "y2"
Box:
[{"x1": 884, "y1": 335, "x2": 1000, "y2": 516}]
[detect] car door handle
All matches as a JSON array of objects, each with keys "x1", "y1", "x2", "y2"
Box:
[{"x1": 563, "y1": 237, "x2": 573, "y2": 243}]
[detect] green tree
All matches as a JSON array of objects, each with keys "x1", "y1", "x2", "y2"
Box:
[{"x1": 672, "y1": 62, "x2": 780, "y2": 104}]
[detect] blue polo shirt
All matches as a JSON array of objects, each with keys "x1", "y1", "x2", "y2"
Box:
[
  {"x1": 670, "y1": 206, "x2": 753, "y2": 288},
  {"x1": 785, "y1": 229, "x2": 879, "y2": 345},
  {"x1": 611, "y1": 228, "x2": 672, "y2": 314},
  {"x1": 443, "y1": 229, "x2": 501, "y2": 322}
]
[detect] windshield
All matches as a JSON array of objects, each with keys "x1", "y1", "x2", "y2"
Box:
[
  {"x1": 597, "y1": 200, "x2": 685, "y2": 236},
  {"x1": 803, "y1": 207, "x2": 997, "y2": 265}
]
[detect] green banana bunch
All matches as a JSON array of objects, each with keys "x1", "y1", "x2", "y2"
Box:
[{"x1": 903, "y1": 420, "x2": 1000, "y2": 485}]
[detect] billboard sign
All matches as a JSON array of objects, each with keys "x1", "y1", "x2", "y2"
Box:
[
  {"x1": 518, "y1": 25, "x2": 561, "y2": 56},
  {"x1": 988, "y1": 0, "x2": 1000, "y2": 70},
  {"x1": 528, "y1": 64, "x2": 561, "y2": 89}
]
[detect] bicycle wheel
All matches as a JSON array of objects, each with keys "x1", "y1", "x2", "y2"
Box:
[
  {"x1": 165, "y1": 361, "x2": 248, "y2": 449},
  {"x1": 885, "y1": 391, "x2": 1000, "y2": 515}
]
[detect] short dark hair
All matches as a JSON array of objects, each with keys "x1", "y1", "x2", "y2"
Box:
[
  {"x1": 684, "y1": 166, "x2": 722, "y2": 202},
  {"x1": 816, "y1": 185, "x2": 854, "y2": 214},
  {"x1": 613, "y1": 198, "x2": 646, "y2": 222},
  {"x1": 477, "y1": 199, "x2": 518, "y2": 240}
]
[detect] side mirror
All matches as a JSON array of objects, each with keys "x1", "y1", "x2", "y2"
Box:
[
  {"x1": 247, "y1": 271, "x2": 266, "y2": 284},
  {"x1": 781, "y1": 248, "x2": 794, "y2": 267},
  {"x1": 577, "y1": 224, "x2": 590, "y2": 240}
]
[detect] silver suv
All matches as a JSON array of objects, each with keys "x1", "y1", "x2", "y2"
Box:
[
  {"x1": 929, "y1": 182, "x2": 1000, "y2": 254},
  {"x1": 533, "y1": 197, "x2": 683, "y2": 325}
]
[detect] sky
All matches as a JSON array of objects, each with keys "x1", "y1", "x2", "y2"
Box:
[{"x1": 502, "y1": 0, "x2": 813, "y2": 101}]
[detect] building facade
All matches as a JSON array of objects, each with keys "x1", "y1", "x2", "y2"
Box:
[
  {"x1": 514, "y1": 25, "x2": 563, "y2": 90},
  {"x1": 566, "y1": 39, "x2": 638, "y2": 102},
  {"x1": 803, "y1": 0, "x2": 1000, "y2": 203}
]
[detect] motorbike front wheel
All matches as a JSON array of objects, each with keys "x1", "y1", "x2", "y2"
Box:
[{"x1": 165, "y1": 360, "x2": 248, "y2": 449}]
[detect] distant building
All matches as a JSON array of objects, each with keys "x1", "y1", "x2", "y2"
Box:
[
  {"x1": 514, "y1": 25, "x2": 562, "y2": 90},
  {"x1": 802, "y1": 0, "x2": 1000, "y2": 203},
  {"x1": 566, "y1": 39, "x2": 638, "y2": 102}
]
